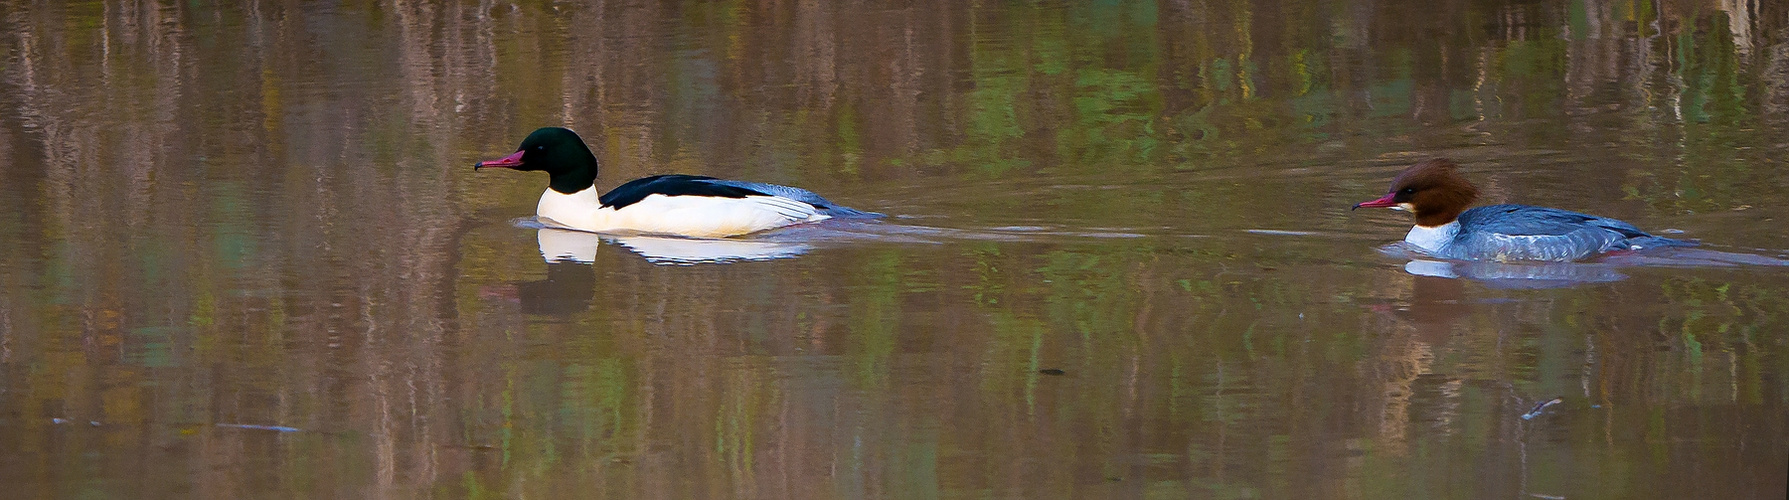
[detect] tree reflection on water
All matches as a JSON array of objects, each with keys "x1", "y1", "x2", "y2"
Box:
[{"x1": 0, "y1": 1, "x2": 1785, "y2": 498}]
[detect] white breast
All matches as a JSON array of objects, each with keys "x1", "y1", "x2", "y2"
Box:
[
  {"x1": 1403, "y1": 221, "x2": 1460, "y2": 254},
  {"x1": 536, "y1": 187, "x2": 828, "y2": 238}
]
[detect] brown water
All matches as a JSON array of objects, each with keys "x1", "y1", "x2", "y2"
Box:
[{"x1": 2, "y1": 1, "x2": 1787, "y2": 498}]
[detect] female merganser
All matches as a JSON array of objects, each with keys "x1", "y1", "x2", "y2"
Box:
[
  {"x1": 1352, "y1": 158, "x2": 1692, "y2": 262},
  {"x1": 476, "y1": 127, "x2": 877, "y2": 238}
]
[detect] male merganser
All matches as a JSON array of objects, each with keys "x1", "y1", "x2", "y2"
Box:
[
  {"x1": 476, "y1": 127, "x2": 878, "y2": 238},
  {"x1": 1352, "y1": 158, "x2": 1692, "y2": 262}
]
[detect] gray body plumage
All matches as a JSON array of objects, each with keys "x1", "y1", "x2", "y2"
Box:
[{"x1": 1432, "y1": 204, "x2": 1691, "y2": 262}]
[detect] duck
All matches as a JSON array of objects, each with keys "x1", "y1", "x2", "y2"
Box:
[
  {"x1": 476, "y1": 127, "x2": 878, "y2": 238},
  {"x1": 1351, "y1": 158, "x2": 1692, "y2": 262}
]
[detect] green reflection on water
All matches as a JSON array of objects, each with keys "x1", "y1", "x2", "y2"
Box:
[{"x1": 0, "y1": 0, "x2": 1786, "y2": 499}]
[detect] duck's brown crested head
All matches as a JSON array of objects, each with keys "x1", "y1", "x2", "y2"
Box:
[{"x1": 1352, "y1": 158, "x2": 1480, "y2": 227}]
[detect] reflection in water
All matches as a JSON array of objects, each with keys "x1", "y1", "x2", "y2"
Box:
[
  {"x1": 610, "y1": 236, "x2": 811, "y2": 265},
  {"x1": 1396, "y1": 246, "x2": 1789, "y2": 288},
  {"x1": 1, "y1": 1, "x2": 1787, "y2": 499},
  {"x1": 1403, "y1": 259, "x2": 1629, "y2": 289},
  {"x1": 510, "y1": 262, "x2": 596, "y2": 316},
  {"x1": 515, "y1": 227, "x2": 818, "y2": 315},
  {"x1": 537, "y1": 227, "x2": 812, "y2": 265},
  {"x1": 536, "y1": 226, "x2": 604, "y2": 263}
]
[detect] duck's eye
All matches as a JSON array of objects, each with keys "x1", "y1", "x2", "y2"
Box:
[
  {"x1": 536, "y1": 146, "x2": 545, "y2": 150},
  {"x1": 1399, "y1": 187, "x2": 1416, "y2": 195}
]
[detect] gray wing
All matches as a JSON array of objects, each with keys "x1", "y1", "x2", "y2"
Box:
[
  {"x1": 1459, "y1": 204, "x2": 1651, "y2": 238},
  {"x1": 698, "y1": 179, "x2": 883, "y2": 218},
  {"x1": 1444, "y1": 205, "x2": 1656, "y2": 262}
]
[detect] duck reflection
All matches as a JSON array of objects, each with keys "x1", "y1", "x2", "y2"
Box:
[
  {"x1": 514, "y1": 261, "x2": 598, "y2": 315},
  {"x1": 1402, "y1": 258, "x2": 1626, "y2": 289},
  {"x1": 1395, "y1": 244, "x2": 1789, "y2": 288},
  {"x1": 537, "y1": 227, "x2": 812, "y2": 265},
  {"x1": 495, "y1": 228, "x2": 816, "y2": 315},
  {"x1": 1375, "y1": 243, "x2": 1626, "y2": 288}
]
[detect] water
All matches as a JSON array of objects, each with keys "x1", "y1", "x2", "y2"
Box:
[{"x1": 2, "y1": 1, "x2": 1787, "y2": 498}]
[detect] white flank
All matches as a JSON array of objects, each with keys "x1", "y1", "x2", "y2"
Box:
[
  {"x1": 1403, "y1": 221, "x2": 1460, "y2": 254},
  {"x1": 537, "y1": 187, "x2": 828, "y2": 238}
]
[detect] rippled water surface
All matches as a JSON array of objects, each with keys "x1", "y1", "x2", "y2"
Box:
[{"x1": 2, "y1": 1, "x2": 1788, "y2": 498}]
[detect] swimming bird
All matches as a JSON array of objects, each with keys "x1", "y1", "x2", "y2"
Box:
[
  {"x1": 1352, "y1": 158, "x2": 1692, "y2": 262},
  {"x1": 476, "y1": 127, "x2": 877, "y2": 238}
]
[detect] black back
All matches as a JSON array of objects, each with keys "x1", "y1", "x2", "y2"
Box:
[
  {"x1": 597, "y1": 174, "x2": 772, "y2": 210},
  {"x1": 501, "y1": 127, "x2": 879, "y2": 217}
]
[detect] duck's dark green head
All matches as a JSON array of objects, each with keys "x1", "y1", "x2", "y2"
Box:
[{"x1": 475, "y1": 127, "x2": 599, "y2": 194}]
